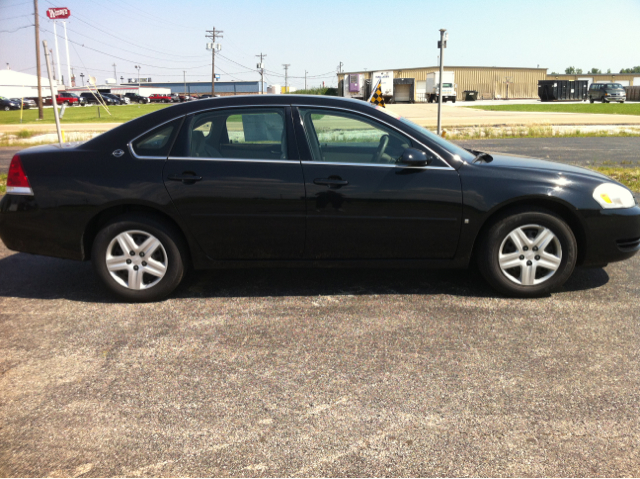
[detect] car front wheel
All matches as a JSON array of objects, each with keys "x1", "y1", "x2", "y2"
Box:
[
  {"x1": 477, "y1": 209, "x2": 577, "y2": 297},
  {"x1": 92, "y1": 214, "x2": 187, "y2": 302}
]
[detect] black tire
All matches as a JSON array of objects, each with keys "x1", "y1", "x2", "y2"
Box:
[
  {"x1": 139, "y1": 100, "x2": 144, "y2": 104},
  {"x1": 92, "y1": 214, "x2": 188, "y2": 302},
  {"x1": 3, "y1": 106, "x2": 9, "y2": 111},
  {"x1": 589, "y1": 97, "x2": 594, "y2": 103},
  {"x1": 477, "y1": 208, "x2": 577, "y2": 297},
  {"x1": 64, "y1": 101, "x2": 70, "y2": 106}
]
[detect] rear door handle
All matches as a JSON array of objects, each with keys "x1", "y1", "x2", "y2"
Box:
[
  {"x1": 314, "y1": 178, "x2": 349, "y2": 188},
  {"x1": 168, "y1": 173, "x2": 203, "y2": 183}
]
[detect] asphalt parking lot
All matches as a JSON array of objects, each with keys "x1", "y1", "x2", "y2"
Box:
[{"x1": 1, "y1": 237, "x2": 640, "y2": 476}]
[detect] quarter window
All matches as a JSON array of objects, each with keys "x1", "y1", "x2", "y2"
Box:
[
  {"x1": 131, "y1": 118, "x2": 182, "y2": 158},
  {"x1": 186, "y1": 108, "x2": 288, "y2": 160},
  {"x1": 298, "y1": 108, "x2": 411, "y2": 165}
]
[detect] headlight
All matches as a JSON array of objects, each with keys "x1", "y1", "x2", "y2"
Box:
[{"x1": 593, "y1": 183, "x2": 635, "y2": 209}]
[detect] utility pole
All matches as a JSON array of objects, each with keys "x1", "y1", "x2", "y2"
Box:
[
  {"x1": 112, "y1": 63, "x2": 117, "y2": 80},
  {"x1": 337, "y1": 61, "x2": 343, "y2": 73},
  {"x1": 135, "y1": 65, "x2": 141, "y2": 95},
  {"x1": 283, "y1": 64, "x2": 290, "y2": 92},
  {"x1": 304, "y1": 70, "x2": 307, "y2": 90},
  {"x1": 206, "y1": 26, "x2": 223, "y2": 95},
  {"x1": 34, "y1": 0, "x2": 43, "y2": 119},
  {"x1": 256, "y1": 52, "x2": 266, "y2": 94},
  {"x1": 183, "y1": 70, "x2": 186, "y2": 96},
  {"x1": 49, "y1": 49, "x2": 56, "y2": 82},
  {"x1": 437, "y1": 28, "x2": 447, "y2": 136},
  {"x1": 43, "y1": 41, "x2": 62, "y2": 145}
]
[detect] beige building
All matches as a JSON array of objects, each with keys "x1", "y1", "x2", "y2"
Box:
[
  {"x1": 338, "y1": 66, "x2": 640, "y2": 102},
  {"x1": 338, "y1": 66, "x2": 548, "y2": 102}
]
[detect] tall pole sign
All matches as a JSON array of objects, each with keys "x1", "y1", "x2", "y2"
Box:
[{"x1": 46, "y1": 8, "x2": 71, "y2": 87}]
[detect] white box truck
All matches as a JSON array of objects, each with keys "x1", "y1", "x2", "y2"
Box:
[{"x1": 425, "y1": 72, "x2": 457, "y2": 103}]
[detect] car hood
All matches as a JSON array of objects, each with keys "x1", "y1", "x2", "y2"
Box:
[{"x1": 473, "y1": 153, "x2": 612, "y2": 181}]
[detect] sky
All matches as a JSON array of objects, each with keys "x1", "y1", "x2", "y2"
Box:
[{"x1": 1, "y1": 0, "x2": 640, "y2": 89}]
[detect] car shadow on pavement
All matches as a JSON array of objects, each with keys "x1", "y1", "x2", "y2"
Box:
[{"x1": 0, "y1": 251, "x2": 610, "y2": 303}]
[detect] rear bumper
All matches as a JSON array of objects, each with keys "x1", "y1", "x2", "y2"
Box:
[
  {"x1": 580, "y1": 206, "x2": 640, "y2": 266},
  {"x1": 0, "y1": 194, "x2": 83, "y2": 261}
]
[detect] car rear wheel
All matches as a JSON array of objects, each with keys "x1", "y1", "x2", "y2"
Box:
[
  {"x1": 477, "y1": 209, "x2": 577, "y2": 297},
  {"x1": 3, "y1": 106, "x2": 9, "y2": 111},
  {"x1": 92, "y1": 214, "x2": 187, "y2": 302},
  {"x1": 589, "y1": 97, "x2": 594, "y2": 103}
]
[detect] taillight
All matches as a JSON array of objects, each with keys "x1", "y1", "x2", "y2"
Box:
[{"x1": 6, "y1": 154, "x2": 34, "y2": 196}]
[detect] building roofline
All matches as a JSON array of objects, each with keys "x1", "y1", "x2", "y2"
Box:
[{"x1": 339, "y1": 66, "x2": 549, "y2": 75}]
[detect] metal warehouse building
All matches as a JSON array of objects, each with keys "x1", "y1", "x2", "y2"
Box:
[{"x1": 338, "y1": 66, "x2": 548, "y2": 102}]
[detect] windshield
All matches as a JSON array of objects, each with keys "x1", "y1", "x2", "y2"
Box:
[
  {"x1": 606, "y1": 83, "x2": 623, "y2": 89},
  {"x1": 442, "y1": 83, "x2": 453, "y2": 88},
  {"x1": 67, "y1": 93, "x2": 79, "y2": 98},
  {"x1": 0, "y1": 96, "x2": 6, "y2": 100}
]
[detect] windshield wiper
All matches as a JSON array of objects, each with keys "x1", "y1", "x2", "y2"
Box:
[{"x1": 472, "y1": 151, "x2": 493, "y2": 164}]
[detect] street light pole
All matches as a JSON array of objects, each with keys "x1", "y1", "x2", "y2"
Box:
[
  {"x1": 34, "y1": 0, "x2": 43, "y2": 119},
  {"x1": 135, "y1": 65, "x2": 140, "y2": 95},
  {"x1": 437, "y1": 28, "x2": 447, "y2": 136}
]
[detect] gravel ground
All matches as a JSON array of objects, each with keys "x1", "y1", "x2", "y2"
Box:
[
  {"x1": 454, "y1": 136, "x2": 640, "y2": 166},
  {"x1": 1, "y1": 238, "x2": 639, "y2": 477}
]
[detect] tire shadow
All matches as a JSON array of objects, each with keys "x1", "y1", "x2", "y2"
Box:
[{"x1": 0, "y1": 250, "x2": 610, "y2": 303}]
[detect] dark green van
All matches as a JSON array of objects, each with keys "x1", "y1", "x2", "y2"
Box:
[{"x1": 588, "y1": 83, "x2": 626, "y2": 103}]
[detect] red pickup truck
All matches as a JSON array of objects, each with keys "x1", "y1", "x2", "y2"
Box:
[
  {"x1": 43, "y1": 92, "x2": 85, "y2": 106},
  {"x1": 149, "y1": 93, "x2": 172, "y2": 103}
]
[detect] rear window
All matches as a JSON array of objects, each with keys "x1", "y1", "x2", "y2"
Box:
[{"x1": 131, "y1": 118, "x2": 183, "y2": 158}]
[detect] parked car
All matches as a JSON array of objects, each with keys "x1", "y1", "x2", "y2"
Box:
[
  {"x1": 2, "y1": 95, "x2": 639, "y2": 302},
  {"x1": 179, "y1": 94, "x2": 198, "y2": 102},
  {"x1": 80, "y1": 92, "x2": 118, "y2": 106},
  {"x1": 114, "y1": 94, "x2": 131, "y2": 105},
  {"x1": 149, "y1": 93, "x2": 172, "y2": 103},
  {"x1": 0, "y1": 96, "x2": 20, "y2": 111},
  {"x1": 102, "y1": 93, "x2": 126, "y2": 105},
  {"x1": 124, "y1": 93, "x2": 150, "y2": 104},
  {"x1": 199, "y1": 95, "x2": 213, "y2": 99},
  {"x1": 10, "y1": 98, "x2": 36, "y2": 109},
  {"x1": 170, "y1": 93, "x2": 181, "y2": 103},
  {"x1": 43, "y1": 92, "x2": 84, "y2": 106},
  {"x1": 588, "y1": 83, "x2": 626, "y2": 103}
]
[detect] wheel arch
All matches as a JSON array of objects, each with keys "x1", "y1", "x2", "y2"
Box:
[
  {"x1": 82, "y1": 204, "x2": 193, "y2": 264},
  {"x1": 470, "y1": 197, "x2": 588, "y2": 266}
]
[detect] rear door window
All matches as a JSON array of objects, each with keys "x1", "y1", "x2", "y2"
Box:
[{"x1": 185, "y1": 108, "x2": 288, "y2": 160}]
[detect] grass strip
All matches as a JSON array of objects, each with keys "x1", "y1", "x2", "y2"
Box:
[
  {"x1": 0, "y1": 174, "x2": 6, "y2": 195},
  {"x1": 0, "y1": 104, "x2": 170, "y2": 125},
  {"x1": 447, "y1": 125, "x2": 640, "y2": 140},
  {"x1": 466, "y1": 103, "x2": 640, "y2": 115},
  {"x1": 588, "y1": 167, "x2": 640, "y2": 191}
]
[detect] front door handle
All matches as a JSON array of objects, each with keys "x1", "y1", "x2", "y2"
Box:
[
  {"x1": 168, "y1": 173, "x2": 203, "y2": 184},
  {"x1": 314, "y1": 177, "x2": 349, "y2": 188}
]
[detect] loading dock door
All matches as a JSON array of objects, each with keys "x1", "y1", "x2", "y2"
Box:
[{"x1": 394, "y1": 84, "x2": 411, "y2": 102}]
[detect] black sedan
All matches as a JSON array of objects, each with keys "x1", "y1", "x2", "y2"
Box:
[
  {"x1": 0, "y1": 96, "x2": 20, "y2": 111},
  {"x1": 1, "y1": 95, "x2": 639, "y2": 301}
]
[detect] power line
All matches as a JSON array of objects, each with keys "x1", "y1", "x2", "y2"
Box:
[
  {"x1": 0, "y1": 1, "x2": 31, "y2": 8},
  {"x1": 0, "y1": 24, "x2": 34, "y2": 33}
]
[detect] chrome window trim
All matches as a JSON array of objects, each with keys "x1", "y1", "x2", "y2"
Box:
[
  {"x1": 167, "y1": 156, "x2": 297, "y2": 165},
  {"x1": 300, "y1": 160, "x2": 453, "y2": 170},
  {"x1": 292, "y1": 104, "x2": 456, "y2": 171}
]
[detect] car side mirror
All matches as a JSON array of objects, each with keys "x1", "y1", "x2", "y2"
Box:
[{"x1": 398, "y1": 147, "x2": 431, "y2": 166}]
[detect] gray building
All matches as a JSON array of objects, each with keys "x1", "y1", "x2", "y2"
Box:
[{"x1": 131, "y1": 80, "x2": 261, "y2": 96}]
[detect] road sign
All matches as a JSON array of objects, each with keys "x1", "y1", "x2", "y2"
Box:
[{"x1": 46, "y1": 7, "x2": 71, "y2": 19}]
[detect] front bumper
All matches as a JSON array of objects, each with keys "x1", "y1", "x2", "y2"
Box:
[
  {"x1": 580, "y1": 206, "x2": 640, "y2": 266},
  {"x1": 605, "y1": 95, "x2": 626, "y2": 101}
]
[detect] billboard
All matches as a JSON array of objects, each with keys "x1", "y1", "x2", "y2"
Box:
[{"x1": 46, "y1": 7, "x2": 71, "y2": 19}]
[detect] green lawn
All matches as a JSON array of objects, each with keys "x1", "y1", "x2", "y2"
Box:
[
  {"x1": 0, "y1": 174, "x2": 6, "y2": 195},
  {"x1": 467, "y1": 103, "x2": 640, "y2": 116},
  {"x1": 0, "y1": 104, "x2": 171, "y2": 125}
]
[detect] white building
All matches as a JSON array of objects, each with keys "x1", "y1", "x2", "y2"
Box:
[{"x1": 0, "y1": 69, "x2": 56, "y2": 98}]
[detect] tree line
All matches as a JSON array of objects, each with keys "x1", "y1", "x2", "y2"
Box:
[{"x1": 549, "y1": 66, "x2": 640, "y2": 75}]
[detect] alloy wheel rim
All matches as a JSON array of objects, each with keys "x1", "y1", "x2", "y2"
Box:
[
  {"x1": 498, "y1": 224, "x2": 562, "y2": 286},
  {"x1": 105, "y1": 230, "x2": 168, "y2": 290}
]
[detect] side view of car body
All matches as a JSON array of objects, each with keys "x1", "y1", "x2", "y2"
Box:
[
  {"x1": 80, "y1": 92, "x2": 118, "y2": 106},
  {"x1": 1, "y1": 95, "x2": 639, "y2": 302},
  {"x1": 588, "y1": 83, "x2": 626, "y2": 103},
  {"x1": 10, "y1": 98, "x2": 36, "y2": 109}
]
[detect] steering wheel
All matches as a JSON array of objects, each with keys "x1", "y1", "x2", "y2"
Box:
[{"x1": 372, "y1": 134, "x2": 389, "y2": 163}]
